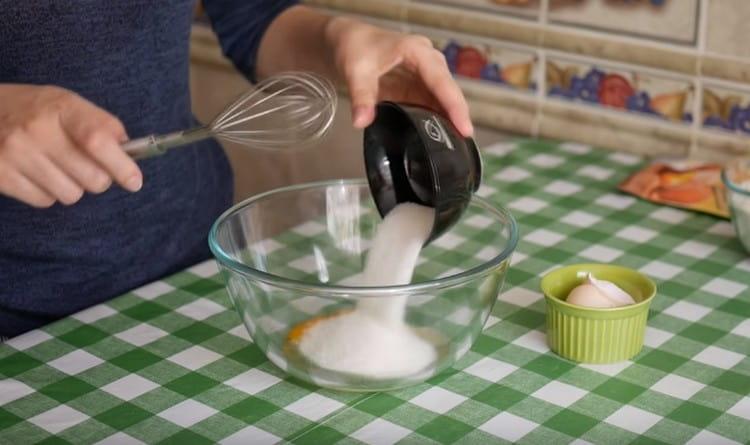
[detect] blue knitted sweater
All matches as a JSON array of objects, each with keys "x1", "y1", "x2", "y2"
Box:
[{"x1": 0, "y1": 0, "x2": 297, "y2": 337}]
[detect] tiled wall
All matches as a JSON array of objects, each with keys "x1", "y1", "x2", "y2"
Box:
[{"x1": 305, "y1": 0, "x2": 750, "y2": 160}]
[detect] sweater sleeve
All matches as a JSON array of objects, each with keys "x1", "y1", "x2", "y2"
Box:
[{"x1": 202, "y1": 0, "x2": 299, "y2": 83}]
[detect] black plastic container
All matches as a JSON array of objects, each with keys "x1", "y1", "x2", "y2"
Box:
[{"x1": 364, "y1": 101, "x2": 483, "y2": 242}]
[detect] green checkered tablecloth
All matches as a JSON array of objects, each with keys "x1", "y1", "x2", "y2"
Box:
[{"x1": 1, "y1": 139, "x2": 748, "y2": 445}]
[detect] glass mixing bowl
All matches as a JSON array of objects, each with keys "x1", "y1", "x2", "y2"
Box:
[
  {"x1": 723, "y1": 157, "x2": 750, "y2": 253},
  {"x1": 209, "y1": 180, "x2": 518, "y2": 391}
]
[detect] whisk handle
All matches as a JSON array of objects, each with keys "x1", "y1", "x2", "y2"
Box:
[
  {"x1": 122, "y1": 135, "x2": 167, "y2": 160},
  {"x1": 123, "y1": 127, "x2": 211, "y2": 160}
]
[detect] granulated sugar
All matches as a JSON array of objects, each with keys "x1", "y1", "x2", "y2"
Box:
[{"x1": 297, "y1": 203, "x2": 438, "y2": 377}]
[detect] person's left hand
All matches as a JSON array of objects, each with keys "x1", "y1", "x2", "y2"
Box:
[{"x1": 325, "y1": 18, "x2": 473, "y2": 137}]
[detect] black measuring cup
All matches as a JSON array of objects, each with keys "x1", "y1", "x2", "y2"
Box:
[{"x1": 364, "y1": 101, "x2": 483, "y2": 243}]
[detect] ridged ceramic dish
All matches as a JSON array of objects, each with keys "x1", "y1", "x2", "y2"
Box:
[{"x1": 540, "y1": 264, "x2": 657, "y2": 364}]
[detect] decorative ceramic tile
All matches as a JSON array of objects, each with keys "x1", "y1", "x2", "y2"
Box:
[
  {"x1": 431, "y1": 36, "x2": 538, "y2": 92},
  {"x1": 706, "y1": 0, "x2": 750, "y2": 59},
  {"x1": 548, "y1": 0, "x2": 698, "y2": 44},
  {"x1": 702, "y1": 84, "x2": 750, "y2": 135},
  {"x1": 546, "y1": 58, "x2": 693, "y2": 123},
  {"x1": 418, "y1": 0, "x2": 540, "y2": 18}
]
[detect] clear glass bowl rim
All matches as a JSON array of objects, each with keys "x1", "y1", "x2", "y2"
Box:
[
  {"x1": 722, "y1": 157, "x2": 750, "y2": 197},
  {"x1": 208, "y1": 178, "x2": 519, "y2": 298}
]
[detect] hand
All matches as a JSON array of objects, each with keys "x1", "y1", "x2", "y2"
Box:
[
  {"x1": 325, "y1": 18, "x2": 473, "y2": 137},
  {"x1": 0, "y1": 84, "x2": 142, "y2": 208}
]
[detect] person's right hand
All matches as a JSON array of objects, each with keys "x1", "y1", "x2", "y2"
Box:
[{"x1": 0, "y1": 84, "x2": 142, "y2": 208}]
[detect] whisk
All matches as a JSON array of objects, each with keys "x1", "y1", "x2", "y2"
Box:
[{"x1": 123, "y1": 71, "x2": 337, "y2": 159}]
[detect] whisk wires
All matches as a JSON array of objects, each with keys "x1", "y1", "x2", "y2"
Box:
[{"x1": 210, "y1": 72, "x2": 337, "y2": 150}]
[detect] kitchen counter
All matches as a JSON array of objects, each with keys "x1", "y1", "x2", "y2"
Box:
[{"x1": 1, "y1": 139, "x2": 748, "y2": 444}]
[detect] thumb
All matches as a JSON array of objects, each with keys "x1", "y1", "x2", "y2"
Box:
[{"x1": 347, "y1": 70, "x2": 380, "y2": 128}]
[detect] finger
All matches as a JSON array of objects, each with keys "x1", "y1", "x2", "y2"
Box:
[
  {"x1": 16, "y1": 152, "x2": 83, "y2": 205},
  {"x1": 59, "y1": 99, "x2": 142, "y2": 192},
  {"x1": 346, "y1": 67, "x2": 380, "y2": 128},
  {"x1": 380, "y1": 68, "x2": 442, "y2": 111},
  {"x1": 48, "y1": 137, "x2": 112, "y2": 194},
  {"x1": 0, "y1": 168, "x2": 56, "y2": 208},
  {"x1": 406, "y1": 47, "x2": 473, "y2": 136}
]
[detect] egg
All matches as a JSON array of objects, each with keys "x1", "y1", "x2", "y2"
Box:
[
  {"x1": 566, "y1": 284, "x2": 617, "y2": 308},
  {"x1": 565, "y1": 273, "x2": 636, "y2": 308},
  {"x1": 587, "y1": 274, "x2": 635, "y2": 306}
]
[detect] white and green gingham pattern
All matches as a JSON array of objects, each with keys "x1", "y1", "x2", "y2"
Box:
[{"x1": 1, "y1": 140, "x2": 748, "y2": 445}]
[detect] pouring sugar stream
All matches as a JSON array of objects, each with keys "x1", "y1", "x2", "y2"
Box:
[
  {"x1": 288, "y1": 203, "x2": 439, "y2": 377},
  {"x1": 280, "y1": 102, "x2": 484, "y2": 378}
]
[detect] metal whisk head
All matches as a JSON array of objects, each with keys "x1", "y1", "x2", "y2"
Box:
[{"x1": 210, "y1": 72, "x2": 337, "y2": 150}]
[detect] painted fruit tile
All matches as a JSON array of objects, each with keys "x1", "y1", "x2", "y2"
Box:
[
  {"x1": 546, "y1": 57, "x2": 693, "y2": 123},
  {"x1": 548, "y1": 0, "x2": 698, "y2": 45},
  {"x1": 701, "y1": 84, "x2": 750, "y2": 136},
  {"x1": 431, "y1": 35, "x2": 538, "y2": 92}
]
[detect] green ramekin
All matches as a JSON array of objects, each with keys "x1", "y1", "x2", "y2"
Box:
[{"x1": 540, "y1": 263, "x2": 657, "y2": 364}]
